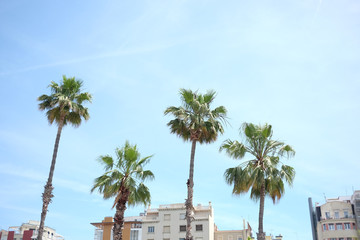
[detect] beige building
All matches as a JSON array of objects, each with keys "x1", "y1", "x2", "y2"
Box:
[
  {"x1": 351, "y1": 190, "x2": 360, "y2": 237},
  {"x1": 92, "y1": 202, "x2": 254, "y2": 240},
  {"x1": 310, "y1": 193, "x2": 359, "y2": 240},
  {"x1": 0, "y1": 220, "x2": 64, "y2": 240},
  {"x1": 142, "y1": 202, "x2": 214, "y2": 240}
]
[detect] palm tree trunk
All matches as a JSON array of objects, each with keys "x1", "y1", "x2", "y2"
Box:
[
  {"x1": 185, "y1": 139, "x2": 196, "y2": 240},
  {"x1": 113, "y1": 188, "x2": 130, "y2": 240},
  {"x1": 37, "y1": 117, "x2": 64, "y2": 240},
  {"x1": 257, "y1": 181, "x2": 266, "y2": 240}
]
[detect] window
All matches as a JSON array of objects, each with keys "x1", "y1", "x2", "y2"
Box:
[
  {"x1": 347, "y1": 238, "x2": 352, "y2": 240},
  {"x1": 328, "y1": 224, "x2": 335, "y2": 230},
  {"x1": 335, "y1": 211, "x2": 340, "y2": 219},
  {"x1": 164, "y1": 214, "x2": 171, "y2": 221},
  {"x1": 196, "y1": 224, "x2": 203, "y2": 231},
  {"x1": 344, "y1": 211, "x2": 349, "y2": 218},
  {"x1": 180, "y1": 238, "x2": 185, "y2": 240},
  {"x1": 180, "y1": 213, "x2": 186, "y2": 220},
  {"x1": 179, "y1": 225, "x2": 186, "y2": 232},
  {"x1": 330, "y1": 238, "x2": 337, "y2": 240},
  {"x1": 344, "y1": 223, "x2": 351, "y2": 229},
  {"x1": 339, "y1": 238, "x2": 344, "y2": 240},
  {"x1": 325, "y1": 212, "x2": 331, "y2": 219},
  {"x1": 323, "y1": 224, "x2": 327, "y2": 231},
  {"x1": 195, "y1": 238, "x2": 203, "y2": 240},
  {"x1": 237, "y1": 236, "x2": 243, "y2": 240},
  {"x1": 163, "y1": 226, "x2": 170, "y2": 233},
  {"x1": 130, "y1": 230, "x2": 139, "y2": 240},
  {"x1": 336, "y1": 223, "x2": 343, "y2": 230},
  {"x1": 148, "y1": 226, "x2": 155, "y2": 233}
]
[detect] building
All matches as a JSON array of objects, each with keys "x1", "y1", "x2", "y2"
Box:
[
  {"x1": 214, "y1": 219, "x2": 252, "y2": 240},
  {"x1": 92, "y1": 202, "x2": 253, "y2": 240},
  {"x1": 309, "y1": 190, "x2": 360, "y2": 240},
  {"x1": 91, "y1": 216, "x2": 144, "y2": 240},
  {"x1": 265, "y1": 234, "x2": 283, "y2": 240},
  {"x1": 142, "y1": 202, "x2": 214, "y2": 240},
  {"x1": 351, "y1": 190, "x2": 360, "y2": 237},
  {"x1": 91, "y1": 217, "x2": 114, "y2": 240},
  {"x1": 0, "y1": 220, "x2": 64, "y2": 240},
  {"x1": 122, "y1": 215, "x2": 143, "y2": 240}
]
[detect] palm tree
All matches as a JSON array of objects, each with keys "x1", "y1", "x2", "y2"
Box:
[
  {"x1": 220, "y1": 123, "x2": 295, "y2": 240},
  {"x1": 164, "y1": 89, "x2": 227, "y2": 240},
  {"x1": 37, "y1": 75, "x2": 92, "y2": 240},
  {"x1": 91, "y1": 141, "x2": 154, "y2": 240}
]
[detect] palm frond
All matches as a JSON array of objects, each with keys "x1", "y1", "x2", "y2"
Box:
[
  {"x1": 98, "y1": 155, "x2": 114, "y2": 171},
  {"x1": 221, "y1": 122, "x2": 296, "y2": 205},
  {"x1": 165, "y1": 89, "x2": 227, "y2": 143},
  {"x1": 38, "y1": 75, "x2": 92, "y2": 127},
  {"x1": 91, "y1": 142, "x2": 154, "y2": 210},
  {"x1": 279, "y1": 145, "x2": 296, "y2": 158},
  {"x1": 220, "y1": 140, "x2": 247, "y2": 159}
]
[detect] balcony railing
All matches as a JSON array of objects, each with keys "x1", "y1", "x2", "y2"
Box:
[{"x1": 320, "y1": 216, "x2": 355, "y2": 220}]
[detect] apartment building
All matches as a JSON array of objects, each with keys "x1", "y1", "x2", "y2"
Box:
[
  {"x1": 309, "y1": 190, "x2": 359, "y2": 240},
  {"x1": 351, "y1": 190, "x2": 360, "y2": 236},
  {"x1": 92, "y1": 202, "x2": 253, "y2": 240},
  {"x1": 91, "y1": 216, "x2": 144, "y2": 240},
  {"x1": 142, "y1": 202, "x2": 214, "y2": 240},
  {"x1": 0, "y1": 220, "x2": 64, "y2": 240}
]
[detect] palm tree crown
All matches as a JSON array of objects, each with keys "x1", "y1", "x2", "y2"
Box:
[
  {"x1": 220, "y1": 123, "x2": 295, "y2": 240},
  {"x1": 164, "y1": 88, "x2": 227, "y2": 143},
  {"x1": 91, "y1": 141, "x2": 154, "y2": 240},
  {"x1": 38, "y1": 75, "x2": 92, "y2": 127},
  {"x1": 91, "y1": 141, "x2": 154, "y2": 207}
]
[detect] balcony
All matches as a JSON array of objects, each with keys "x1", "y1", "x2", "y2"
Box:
[{"x1": 320, "y1": 216, "x2": 355, "y2": 221}]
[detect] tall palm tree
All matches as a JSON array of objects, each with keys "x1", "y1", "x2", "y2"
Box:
[
  {"x1": 91, "y1": 141, "x2": 154, "y2": 240},
  {"x1": 37, "y1": 75, "x2": 92, "y2": 240},
  {"x1": 220, "y1": 123, "x2": 295, "y2": 240},
  {"x1": 164, "y1": 89, "x2": 227, "y2": 240}
]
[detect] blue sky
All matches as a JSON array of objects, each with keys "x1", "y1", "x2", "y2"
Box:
[{"x1": 1, "y1": 0, "x2": 360, "y2": 239}]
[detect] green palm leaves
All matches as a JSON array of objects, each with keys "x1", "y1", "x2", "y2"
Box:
[
  {"x1": 91, "y1": 141, "x2": 154, "y2": 208},
  {"x1": 91, "y1": 141, "x2": 154, "y2": 240},
  {"x1": 220, "y1": 123, "x2": 295, "y2": 240},
  {"x1": 164, "y1": 89, "x2": 227, "y2": 143},
  {"x1": 38, "y1": 75, "x2": 92, "y2": 127}
]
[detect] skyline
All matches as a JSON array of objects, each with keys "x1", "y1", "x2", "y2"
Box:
[{"x1": 1, "y1": 0, "x2": 360, "y2": 240}]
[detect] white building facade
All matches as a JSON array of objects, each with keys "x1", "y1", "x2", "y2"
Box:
[{"x1": 142, "y1": 203, "x2": 214, "y2": 240}]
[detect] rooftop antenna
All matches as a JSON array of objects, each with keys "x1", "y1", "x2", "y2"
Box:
[{"x1": 323, "y1": 193, "x2": 326, "y2": 202}]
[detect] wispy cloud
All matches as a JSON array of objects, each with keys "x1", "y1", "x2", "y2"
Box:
[
  {"x1": 314, "y1": 0, "x2": 323, "y2": 18},
  {"x1": 0, "y1": 39, "x2": 189, "y2": 76},
  {"x1": 0, "y1": 203, "x2": 39, "y2": 215},
  {"x1": 0, "y1": 163, "x2": 90, "y2": 194}
]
